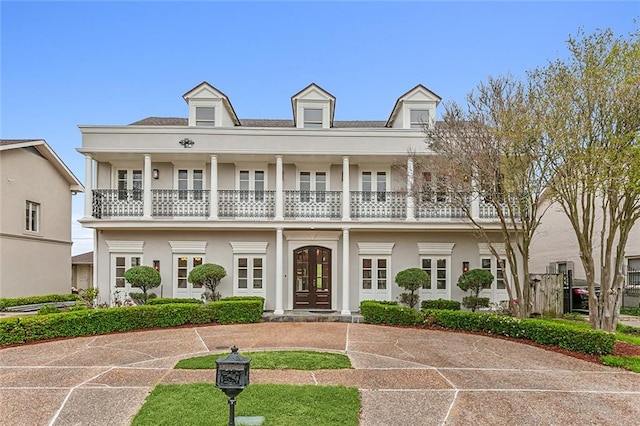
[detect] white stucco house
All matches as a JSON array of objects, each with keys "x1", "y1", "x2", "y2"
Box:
[
  {"x1": 0, "y1": 139, "x2": 83, "y2": 298},
  {"x1": 78, "y1": 82, "x2": 518, "y2": 312}
]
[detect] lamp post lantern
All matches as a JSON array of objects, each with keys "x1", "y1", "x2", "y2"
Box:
[{"x1": 216, "y1": 346, "x2": 251, "y2": 426}]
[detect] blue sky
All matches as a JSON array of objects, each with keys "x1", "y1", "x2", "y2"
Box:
[{"x1": 1, "y1": 1, "x2": 637, "y2": 255}]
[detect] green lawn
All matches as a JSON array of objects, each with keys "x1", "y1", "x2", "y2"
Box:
[
  {"x1": 131, "y1": 383, "x2": 360, "y2": 426},
  {"x1": 601, "y1": 355, "x2": 640, "y2": 373},
  {"x1": 175, "y1": 350, "x2": 352, "y2": 370}
]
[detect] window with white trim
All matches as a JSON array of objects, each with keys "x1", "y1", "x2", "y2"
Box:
[
  {"x1": 361, "y1": 257, "x2": 389, "y2": 291},
  {"x1": 421, "y1": 258, "x2": 447, "y2": 290},
  {"x1": 303, "y1": 108, "x2": 323, "y2": 128},
  {"x1": 481, "y1": 257, "x2": 506, "y2": 290},
  {"x1": 230, "y1": 242, "x2": 268, "y2": 297},
  {"x1": 178, "y1": 169, "x2": 204, "y2": 201},
  {"x1": 195, "y1": 107, "x2": 215, "y2": 127},
  {"x1": 410, "y1": 109, "x2": 429, "y2": 129},
  {"x1": 362, "y1": 171, "x2": 387, "y2": 201},
  {"x1": 299, "y1": 171, "x2": 327, "y2": 202},
  {"x1": 114, "y1": 256, "x2": 141, "y2": 289},
  {"x1": 25, "y1": 201, "x2": 40, "y2": 232},
  {"x1": 177, "y1": 255, "x2": 203, "y2": 289},
  {"x1": 117, "y1": 169, "x2": 142, "y2": 201},
  {"x1": 239, "y1": 170, "x2": 265, "y2": 202}
]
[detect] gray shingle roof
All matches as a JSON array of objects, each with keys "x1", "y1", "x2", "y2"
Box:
[
  {"x1": 72, "y1": 251, "x2": 93, "y2": 264},
  {"x1": 129, "y1": 117, "x2": 388, "y2": 128}
]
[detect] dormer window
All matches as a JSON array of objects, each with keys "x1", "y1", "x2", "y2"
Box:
[
  {"x1": 410, "y1": 109, "x2": 429, "y2": 129},
  {"x1": 303, "y1": 108, "x2": 323, "y2": 129},
  {"x1": 196, "y1": 107, "x2": 215, "y2": 127}
]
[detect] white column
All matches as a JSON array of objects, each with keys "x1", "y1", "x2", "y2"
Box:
[
  {"x1": 342, "y1": 156, "x2": 350, "y2": 221},
  {"x1": 406, "y1": 157, "x2": 416, "y2": 221},
  {"x1": 341, "y1": 228, "x2": 351, "y2": 315},
  {"x1": 274, "y1": 227, "x2": 284, "y2": 314},
  {"x1": 83, "y1": 155, "x2": 93, "y2": 218},
  {"x1": 471, "y1": 175, "x2": 480, "y2": 219},
  {"x1": 209, "y1": 155, "x2": 218, "y2": 219},
  {"x1": 275, "y1": 156, "x2": 284, "y2": 220},
  {"x1": 143, "y1": 155, "x2": 152, "y2": 218}
]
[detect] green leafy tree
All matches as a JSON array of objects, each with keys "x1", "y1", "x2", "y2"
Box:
[
  {"x1": 395, "y1": 268, "x2": 429, "y2": 309},
  {"x1": 530, "y1": 26, "x2": 640, "y2": 331},
  {"x1": 188, "y1": 263, "x2": 226, "y2": 302},
  {"x1": 124, "y1": 265, "x2": 161, "y2": 305},
  {"x1": 457, "y1": 269, "x2": 494, "y2": 312}
]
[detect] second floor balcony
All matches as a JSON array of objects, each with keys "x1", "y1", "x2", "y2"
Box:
[{"x1": 90, "y1": 188, "x2": 512, "y2": 222}]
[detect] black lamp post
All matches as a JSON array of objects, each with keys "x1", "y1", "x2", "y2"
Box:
[{"x1": 216, "y1": 346, "x2": 251, "y2": 426}]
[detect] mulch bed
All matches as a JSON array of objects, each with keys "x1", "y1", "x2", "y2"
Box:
[{"x1": 421, "y1": 324, "x2": 640, "y2": 365}]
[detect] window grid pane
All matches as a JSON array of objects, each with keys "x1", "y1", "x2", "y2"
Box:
[
  {"x1": 362, "y1": 258, "x2": 372, "y2": 290},
  {"x1": 421, "y1": 258, "x2": 432, "y2": 289}
]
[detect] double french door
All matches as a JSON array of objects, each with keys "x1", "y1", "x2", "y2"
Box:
[{"x1": 293, "y1": 246, "x2": 331, "y2": 309}]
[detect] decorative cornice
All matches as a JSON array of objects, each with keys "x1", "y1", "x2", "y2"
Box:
[
  {"x1": 106, "y1": 240, "x2": 144, "y2": 252},
  {"x1": 230, "y1": 242, "x2": 269, "y2": 254},
  {"x1": 357, "y1": 242, "x2": 395, "y2": 255},
  {"x1": 169, "y1": 241, "x2": 207, "y2": 253},
  {"x1": 478, "y1": 243, "x2": 506, "y2": 255},
  {"x1": 417, "y1": 242, "x2": 455, "y2": 255}
]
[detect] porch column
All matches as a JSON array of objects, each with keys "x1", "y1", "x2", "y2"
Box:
[
  {"x1": 274, "y1": 227, "x2": 284, "y2": 314},
  {"x1": 83, "y1": 155, "x2": 93, "y2": 218},
  {"x1": 275, "y1": 156, "x2": 283, "y2": 220},
  {"x1": 406, "y1": 157, "x2": 416, "y2": 221},
  {"x1": 471, "y1": 175, "x2": 480, "y2": 219},
  {"x1": 342, "y1": 156, "x2": 350, "y2": 221},
  {"x1": 143, "y1": 155, "x2": 152, "y2": 219},
  {"x1": 341, "y1": 227, "x2": 351, "y2": 315},
  {"x1": 209, "y1": 155, "x2": 218, "y2": 219}
]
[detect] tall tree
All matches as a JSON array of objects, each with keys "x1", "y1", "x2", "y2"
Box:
[
  {"x1": 531, "y1": 26, "x2": 640, "y2": 331},
  {"x1": 422, "y1": 75, "x2": 553, "y2": 318}
]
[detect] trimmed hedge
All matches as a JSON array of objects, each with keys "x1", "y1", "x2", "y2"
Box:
[
  {"x1": 0, "y1": 294, "x2": 80, "y2": 310},
  {"x1": 216, "y1": 298, "x2": 264, "y2": 324},
  {"x1": 147, "y1": 298, "x2": 203, "y2": 305},
  {"x1": 360, "y1": 300, "x2": 422, "y2": 326},
  {"x1": 421, "y1": 299, "x2": 461, "y2": 311},
  {"x1": 0, "y1": 299, "x2": 264, "y2": 346},
  {"x1": 424, "y1": 309, "x2": 616, "y2": 355}
]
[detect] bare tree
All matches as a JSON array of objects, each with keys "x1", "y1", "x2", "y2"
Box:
[
  {"x1": 531, "y1": 26, "x2": 640, "y2": 331},
  {"x1": 419, "y1": 75, "x2": 553, "y2": 318}
]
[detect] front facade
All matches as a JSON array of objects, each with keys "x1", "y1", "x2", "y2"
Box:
[
  {"x1": 79, "y1": 82, "x2": 516, "y2": 313},
  {"x1": 0, "y1": 139, "x2": 83, "y2": 298}
]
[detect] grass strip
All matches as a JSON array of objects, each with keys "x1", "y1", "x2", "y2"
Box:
[
  {"x1": 175, "y1": 350, "x2": 352, "y2": 370},
  {"x1": 601, "y1": 356, "x2": 640, "y2": 373},
  {"x1": 132, "y1": 383, "x2": 359, "y2": 426}
]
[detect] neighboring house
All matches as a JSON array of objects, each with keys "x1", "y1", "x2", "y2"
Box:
[
  {"x1": 0, "y1": 139, "x2": 83, "y2": 298},
  {"x1": 530, "y1": 200, "x2": 640, "y2": 305},
  {"x1": 78, "y1": 82, "x2": 519, "y2": 312},
  {"x1": 72, "y1": 251, "x2": 94, "y2": 291}
]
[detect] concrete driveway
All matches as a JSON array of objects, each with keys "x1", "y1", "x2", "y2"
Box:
[{"x1": 1, "y1": 322, "x2": 639, "y2": 425}]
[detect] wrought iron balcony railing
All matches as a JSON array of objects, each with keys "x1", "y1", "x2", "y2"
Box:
[
  {"x1": 350, "y1": 191, "x2": 407, "y2": 219},
  {"x1": 284, "y1": 190, "x2": 341, "y2": 218},
  {"x1": 152, "y1": 189, "x2": 209, "y2": 217},
  {"x1": 415, "y1": 192, "x2": 468, "y2": 219},
  {"x1": 218, "y1": 190, "x2": 276, "y2": 218},
  {"x1": 92, "y1": 189, "x2": 143, "y2": 218}
]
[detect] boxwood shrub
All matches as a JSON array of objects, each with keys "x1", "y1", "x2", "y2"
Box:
[
  {"x1": 360, "y1": 300, "x2": 422, "y2": 326},
  {"x1": 0, "y1": 299, "x2": 264, "y2": 346},
  {"x1": 421, "y1": 299, "x2": 461, "y2": 311},
  {"x1": 147, "y1": 298, "x2": 203, "y2": 305},
  {"x1": 423, "y1": 309, "x2": 616, "y2": 355},
  {"x1": 0, "y1": 294, "x2": 80, "y2": 310},
  {"x1": 215, "y1": 298, "x2": 264, "y2": 324}
]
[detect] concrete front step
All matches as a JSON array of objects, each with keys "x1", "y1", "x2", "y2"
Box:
[{"x1": 262, "y1": 310, "x2": 363, "y2": 323}]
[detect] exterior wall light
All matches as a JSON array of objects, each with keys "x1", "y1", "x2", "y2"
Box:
[
  {"x1": 152, "y1": 169, "x2": 159, "y2": 179},
  {"x1": 153, "y1": 260, "x2": 160, "y2": 271},
  {"x1": 179, "y1": 138, "x2": 195, "y2": 148},
  {"x1": 462, "y1": 261, "x2": 470, "y2": 273}
]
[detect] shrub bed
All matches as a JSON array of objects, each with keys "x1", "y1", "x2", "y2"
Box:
[
  {"x1": 424, "y1": 309, "x2": 616, "y2": 355},
  {"x1": 421, "y1": 299, "x2": 461, "y2": 311},
  {"x1": 0, "y1": 299, "x2": 264, "y2": 346},
  {"x1": 215, "y1": 298, "x2": 264, "y2": 324},
  {"x1": 147, "y1": 298, "x2": 203, "y2": 305},
  {"x1": 0, "y1": 294, "x2": 80, "y2": 310},
  {"x1": 360, "y1": 300, "x2": 422, "y2": 326}
]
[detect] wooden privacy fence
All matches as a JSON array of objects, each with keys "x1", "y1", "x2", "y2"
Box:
[{"x1": 529, "y1": 273, "x2": 564, "y2": 317}]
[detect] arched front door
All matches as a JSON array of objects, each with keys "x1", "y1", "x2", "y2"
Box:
[{"x1": 294, "y1": 246, "x2": 331, "y2": 309}]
